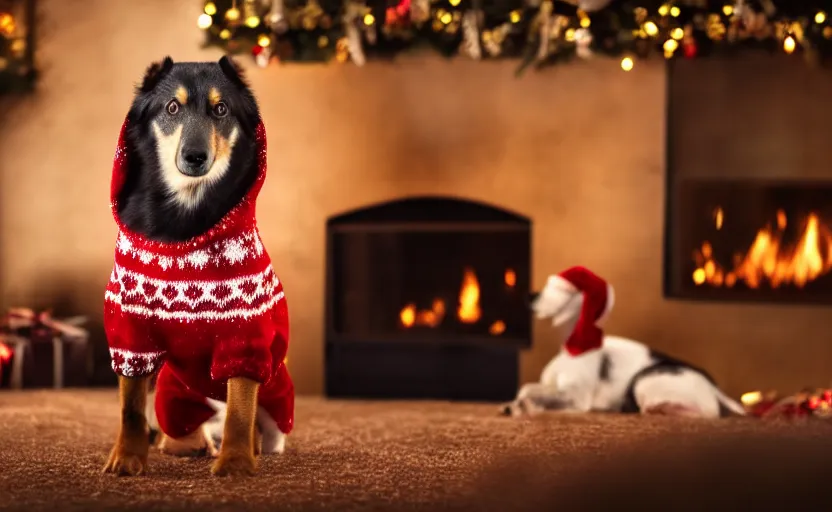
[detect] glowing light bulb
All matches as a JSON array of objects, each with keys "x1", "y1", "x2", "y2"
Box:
[
  {"x1": 658, "y1": 4, "x2": 669, "y2": 16},
  {"x1": 783, "y1": 34, "x2": 796, "y2": 54},
  {"x1": 245, "y1": 16, "x2": 260, "y2": 28},
  {"x1": 257, "y1": 34, "x2": 271, "y2": 47},
  {"x1": 225, "y1": 7, "x2": 240, "y2": 21},
  {"x1": 449, "y1": 0, "x2": 461, "y2": 6},
  {"x1": 440, "y1": 11, "x2": 452, "y2": 24},
  {"x1": 671, "y1": 27, "x2": 684, "y2": 39},
  {"x1": 580, "y1": 16, "x2": 591, "y2": 28},
  {"x1": 509, "y1": 10, "x2": 522, "y2": 23},
  {"x1": 363, "y1": 13, "x2": 375, "y2": 25},
  {"x1": 644, "y1": 21, "x2": 658, "y2": 36},
  {"x1": 670, "y1": 6, "x2": 680, "y2": 17},
  {"x1": 204, "y1": 2, "x2": 217, "y2": 15},
  {"x1": 663, "y1": 38, "x2": 678, "y2": 52},
  {"x1": 816, "y1": 11, "x2": 827, "y2": 24},
  {"x1": 565, "y1": 28, "x2": 576, "y2": 41},
  {"x1": 197, "y1": 13, "x2": 213, "y2": 29},
  {"x1": 722, "y1": 5, "x2": 733, "y2": 16},
  {"x1": 220, "y1": 29, "x2": 231, "y2": 39},
  {"x1": 621, "y1": 56, "x2": 634, "y2": 71}
]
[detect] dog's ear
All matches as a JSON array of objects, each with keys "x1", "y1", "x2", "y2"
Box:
[
  {"x1": 219, "y1": 55, "x2": 250, "y2": 89},
  {"x1": 137, "y1": 56, "x2": 174, "y2": 94}
]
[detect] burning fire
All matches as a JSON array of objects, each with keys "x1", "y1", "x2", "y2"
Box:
[
  {"x1": 504, "y1": 269, "x2": 516, "y2": 289},
  {"x1": 398, "y1": 267, "x2": 511, "y2": 335},
  {"x1": 693, "y1": 208, "x2": 832, "y2": 289},
  {"x1": 399, "y1": 299, "x2": 446, "y2": 328},
  {"x1": 457, "y1": 267, "x2": 482, "y2": 324}
]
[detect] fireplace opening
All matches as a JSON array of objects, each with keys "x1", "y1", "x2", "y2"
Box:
[
  {"x1": 663, "y1": 53, "x2": 832, "y2": 304},
  {"x1": 669, "y1": 180, "x2": 832, "y2": 303},
  {"x1": 325, "y1": 196, "x2": 531, "y2": 401}
]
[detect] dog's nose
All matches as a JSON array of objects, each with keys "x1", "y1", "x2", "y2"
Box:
[{"x1": 184, "y1": 150, "x2": 208, "y2": 167}]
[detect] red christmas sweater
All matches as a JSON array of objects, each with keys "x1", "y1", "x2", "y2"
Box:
[{"x1": 104, "y1": 120, "x2": 293, "y2": 435}]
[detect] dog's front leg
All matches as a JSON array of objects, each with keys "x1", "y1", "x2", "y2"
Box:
[
  {"x1": 212, "y1": 377, "x2": 259, "y2": 476},
  {"x1": 103, "y1": 375, "x2": 151, "y2": 476}
]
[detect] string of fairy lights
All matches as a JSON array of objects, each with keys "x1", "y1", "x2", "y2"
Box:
[
  {"x1": 195, "y1": 1, "x2": 832, "y2": 72},
  {"x1": 0, "y1": 1, "x2": 32, "y2": 92}
]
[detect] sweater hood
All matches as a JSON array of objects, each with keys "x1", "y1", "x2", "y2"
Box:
[{"x1": 110, "y1": 118, "x2": 268, "y2": 255}]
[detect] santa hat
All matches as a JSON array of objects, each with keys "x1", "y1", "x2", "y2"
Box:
[{"x1": 546, "y1": 266, "x2": 614, "y2": 356}]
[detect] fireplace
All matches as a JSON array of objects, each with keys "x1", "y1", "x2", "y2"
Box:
[
  {"x1": 664, "y1": 53, "x2": 832, "y2": 304},
  {"x1": 324, "y1": 196, "x2": 532, "y2": 401}
]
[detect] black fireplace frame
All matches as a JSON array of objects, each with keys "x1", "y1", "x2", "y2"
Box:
[{"x1": 323, "y1": 196, "x2": 532, "y2": 402}]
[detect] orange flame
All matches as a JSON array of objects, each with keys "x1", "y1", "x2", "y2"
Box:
[
  {"x1": 504, "y1": 269, "x2": 517, "y2": 288},
  {"x1": 693, "y1": 209, "x2": 832, "y2": 289},
  {"x1": 399, "y1": 299, "x2": 446, "y2": 329},
  {"x1": 489, "y1": 320, "x2": 506, "y2": 335},
  {"x1": 457, "y1": 267, "x2": 482, "y2": 323}
]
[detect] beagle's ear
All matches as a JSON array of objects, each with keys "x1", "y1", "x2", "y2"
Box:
[
  {"x1": 219, "y1": 55, "x2": 250, "y2": 89},
  {"x1": 137, "y1": 56, "x2": 174, "y2": 94}
]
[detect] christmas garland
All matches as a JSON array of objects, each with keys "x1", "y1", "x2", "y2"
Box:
[{"x1": 198, "y1": 1, "x2": 832, "y2": 73}]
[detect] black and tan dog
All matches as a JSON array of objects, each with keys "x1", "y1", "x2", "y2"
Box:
[{"x1": 102, "y1": 56, "x2": 294, "y2": 477}]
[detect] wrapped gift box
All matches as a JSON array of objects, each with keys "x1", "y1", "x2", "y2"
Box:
[{"x1": 2, "y1": 309, "x2": 92, "y2": 389}]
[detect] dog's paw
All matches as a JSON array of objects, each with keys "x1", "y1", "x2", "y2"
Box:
[
  {"x1": 261, "y1": 430, "x2": 286, "y2": 455},
  {"x1": 103, "y1": 446, "x2": 148, "y2": 476},
  {"x1": 211, "y1": 451, "x2": 257, "y2": 477}
]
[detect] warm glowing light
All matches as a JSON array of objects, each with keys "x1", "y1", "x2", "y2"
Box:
[
  {"x1": 245, "y1": 15, "x2": 261, "y2": 28},
  {"x1": 671, "y1": 27, "x2": 684, "y2": 39},
  {"x1": 580, "y1": 16, "x2": 591, "y2": 28},
  {"x1": 440, "y1": 12, "x2": 452, "y2": 24},
  {"x1": 449, "y1": 0, "x2": 461, "y2": 6},
  {"x1": 504, "y1": 269, "x2": 517, "y2": 288},
  {"x1": 400, "y1": 304, "x2": 416, "y2": 328},
  {"x1": 457, "y1": 268, "x2": 482, "y2": 324},
  {"x1": 0, "y1": 341, "x2": 12, "y2": 362},
  {"x1": 620, "y1": 56, "x2": 634, "y2": 71},
  {"x1": 220, "y1": 29, "x2": 232, "y2": 39},
  {"x1": 225, "y1": 7, "x2": 241, "y2": 21},
  {"x1": 643, "y1": 21, "x2": 658, "y2": 36},
  {"x1": 783, "y1": 35, "x2": 796, "y2": 54},
  {"x1": 722, "y1": 5, "x2": 733, "y2": 16},
  {"x1": 741, "y1": 391, "x2": 763, "y2": 406},
  {"x1": 658, "y1": 4, "x2": 669, "y2": 16},
  {"x1": 0, "y1": 13, "x2": 14, "y2": 37},
  {"x1": 509, "y1": 10, "x2": 521, "y2": 23},
  {"x1": 816, "y1": 11, "x2": 827, "y2": 24},
  {"x1": 670, "y1": 6, "x2": 680, "y2": 17},
  {"x1": 399, "y1": 299, "x2": 446, "y2": 329},
  {"x1": 663, "y1": 38, "x2": 678, "y2": 57},
  {"x1": 693, "y1": 211, "x2": 832, "y2": 289},
  {"x1": 489, "y1": 321, "x2": 506, "y2": 336},
  {"x1": 714, "y1": 207, "x2": 724, "y2": 230},
  {"x1": 364, "y1": 13, "x2": 375, "y2": 25},
  {"x1": 565, "y1": 28, "x2": 576, "y2": 41},
  {"x1": 204, "y1": 2, "x2": 217, "y2": 15},
  {"x1": 258, "y1": 34, "x2": 271, "y2": 47},
  {"x1": 197, "y1": 13, "x2": 213, "y2": 29}
]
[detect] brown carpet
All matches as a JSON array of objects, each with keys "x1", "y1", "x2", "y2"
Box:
[{"x1": 1, "y1": 390, "x2": 832, "y2": 512}]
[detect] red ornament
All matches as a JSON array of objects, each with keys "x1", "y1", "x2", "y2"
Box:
[
  {"x1": 683, "y1": 40, "x2": 697, "y2": 59},
  {"x1": 252, "y1": 44, "x2": 264, "y2": 57}
]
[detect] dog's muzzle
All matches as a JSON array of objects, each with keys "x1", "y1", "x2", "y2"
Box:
[{"x1": 178, "y1": 148, "x2": 211, "y2": 177}]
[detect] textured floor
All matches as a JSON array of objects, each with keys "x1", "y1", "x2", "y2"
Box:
[{"x1": 2, "y1": 390, "x2": 832, "y2": 511}]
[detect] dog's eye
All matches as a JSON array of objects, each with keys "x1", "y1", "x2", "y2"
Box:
[
  {"x1": 166, "y1": 100, "x2": 180, "y2": 115},
  {"x1": 212, "y1": 102, "x2": 228, "y2": 118}
]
